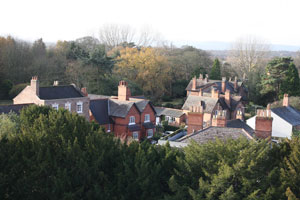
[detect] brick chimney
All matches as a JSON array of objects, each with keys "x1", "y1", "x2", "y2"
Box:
[
  {"x1": 53, "y1": 81, "x2": 59, "y2": 86},
  {"x1": 255, "y1": 104, "x2": 273, "y2": 140},
  {"x1": 225, "y1": 89, "x2": 231, "y2": 107},
  {"x1": 30, "y1": 76, "x2": 39, "y2": 96},
  {"x1": 212, "y1": 109, "x2": 227, "y2": 127},
  {"x1": 204, "y1": 74, "x2": 209, "y2": 83},
  {"x1": 118, "y1": 80, "x2": 131, "y2": 101},
  {"x1": 236, "y1": 109, "x2": 243, "y2": 120},
  {"x1": 192, "y1": 76, "x2": 197, "y2": 90},
  {"x1": 283, "y1": 94, "x2": 289, "y2": 107},
  {"x1": 221, "y1": 77, "x2": 226, "y2": 93},
  {"x1": 234, "y1": 76, "x2": 238, "y2": 91},
  {"x1": 187, "y1": 104, "x2": 204, "y2": 134},
  {"x1": 199, "y1": 88, "x2": 203, "y2": 96},
  {"x1": 211, "y1": 88, "x2": 219, "y2": 99},
  {"x1": 199, "y1": 74, "x2": 203, "y2": 81},
  {"x1": 81, "y1": 87, "x2": 88, "y2": 97}
]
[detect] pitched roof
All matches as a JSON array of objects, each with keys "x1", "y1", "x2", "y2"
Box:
[
  {"x1": 226, "y1": 119, "x2": 254, "y2": 136},
  {"x1": 178, "y1": 126, "x2": 253, "y2": 144},
  {"x1": 88, "y1": 94, "x2": 111, "y2": 100},
  {"x1": 155, "y1": 107, "x2": 185, "y2": 118},
  {"x1": 0, "y1": 104, "x2": 31, "y2": 114},
  {"x1": 89, "y1": 99, "x2": 112, "y2": 125},
  {"x1": 182, "y1": 95, "x2": 219, "y2": 113},
  {"x1": 272, "y1": 106, "x2": 300, "y2": 126},
  {"x1": 39, "y1": 85, "x2": 84, "y2": 100},
  {"x1": 109, "y1": 99, "x2": 137, "y2": 118}
]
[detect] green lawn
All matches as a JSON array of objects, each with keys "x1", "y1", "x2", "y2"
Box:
[{"x1": 0, "y1": 100, "x2": 13, "y2": 105}]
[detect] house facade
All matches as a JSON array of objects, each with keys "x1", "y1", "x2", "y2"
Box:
[
  {"x1": 154, "y1": 107, "x2": 186, "y2": 127},
  {"x1": 89, "y1": 81, "x2": 156, "y2": 141},
  {"x1": 247, "y1": 94, "x2": 300, "y2": 139},
  {"x1": 13, "y1": 76, "x2": 90, "y2": 120}
]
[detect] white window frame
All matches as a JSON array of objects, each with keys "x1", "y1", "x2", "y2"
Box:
[
  {"x1": 147, "y1": 129, "x2": 153, "y2": 138},
  {"x1": 133, "y1": 131, "x2": 139, "y2": 140},
  {"x1": 129, "y1": 116, "x2": 135, "y2": 125},
  {"x1": 52, "y1": 103, "x2": 59, "y2": 111},
  {"x1": 144, "y1": 114, "x2": 150, "y2": 122},
  {"x1": 65, "y1": 102, "x2": 71, "y2": 112},
  {"x1": 76, "y1": 102, "x2": 83, "y2": 113}
]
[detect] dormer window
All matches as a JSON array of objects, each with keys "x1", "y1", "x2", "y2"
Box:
[
  {"x1": 52, "y1": 103, "x2": 59, "y2": 111},
  {"x1": 129, "y1": 116, "x2": 135, "y2": 125},
  {"x1": 65, "y1": 102, "x2": 71, "y2": 112},
  {"x1": 144, "y1": 114, "x2": 150, "y2": 122},
  {"x1": 76, "y1": 102, "x2": 83, "y2": 113}
]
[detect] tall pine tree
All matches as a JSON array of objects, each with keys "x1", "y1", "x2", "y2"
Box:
[
  {"x1": 210, "y1": 58, "x2": 221, "y2": 80},
  {"x1": 281, "y1": 62, "x2": 300, "y2": 97}
]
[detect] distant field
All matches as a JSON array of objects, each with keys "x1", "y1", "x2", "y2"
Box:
[{"x1": 0, "y1": 100, "x2": 12, "y2": 105}]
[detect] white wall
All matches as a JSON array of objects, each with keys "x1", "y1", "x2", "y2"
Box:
[
  {"x1": 246, "y1": 113, "x2": 293, "y2": 139},
  {"x1": 271, "y1": 112, "x2": 293, "y2": 139}
]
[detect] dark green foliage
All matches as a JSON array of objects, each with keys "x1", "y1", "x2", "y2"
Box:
[
  {"x1": 210, "y1": 58, "x2": 221, "y2": 80},
  {"x1": 8, "y1": 83, "x2": 28, "y2": 99},
  {"x1": 0, "y1": 79, "x2": 13, "y2": 99},
  {"x1": 260, "y1": 57, "x2": 297, "y2": 101}
]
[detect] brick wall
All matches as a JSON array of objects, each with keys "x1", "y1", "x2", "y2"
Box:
[{"x1": 187, "y1": 112, "x2": 204, "y2": 134}]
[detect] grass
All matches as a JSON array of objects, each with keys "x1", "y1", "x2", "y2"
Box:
[{"x1": 0, "y1": 100, "x2": 13, "y2": 105}]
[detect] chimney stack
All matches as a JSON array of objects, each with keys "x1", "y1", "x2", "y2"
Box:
[
  {"x1": 255, "y1": 104, "x2": 273, "y2": 140},
  {"x1": 31, "y1": 76, "x2": 39, "y2": 96},
  {"x1": 199, "y1": 88, "x2": 203, "y2": 96},
  {"x1": 234, "y1": 76, "x2": 238, "y2": 91},
  {"x1": 192, "y1": 76, "x2": 197, "y2": 90},
  {"x1": 187, "y1": 104, "x2": 204, "y2": 134},
  {"x1": 212, "y1": 109, "x2": 227, "y2": 127},
  {"x1": 211, "y1": 87, "x2": 219, "y2": 99},
  {"x1": 225, "y1": 89, "x2": 231, "y2": 107},
  {"x1": 236, "y1": 109, "x2": 243, "y2": 120},
  {"x1": 81, "y1": 87, "x2": 88, "y2": 97},
  {"x1": 283, "y1": 94, "x2": 289, "y2": 107},
  {"x1": 118, "y1": 80, "x2": 131, "y2": 101},
  {"x1": 53, "y1": 81, "x2": 59, "y2": 86},
  {"x1": 204, "y1": 74, "x2": 209, "y2": 83},
  {"x1": 199, "y1": 74, "x2": 203, "y2": 81},
  {"x1": 221, "y1": 77, "x2": 226, "y2": 93}
]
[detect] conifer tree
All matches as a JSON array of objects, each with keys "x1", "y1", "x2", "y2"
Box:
[
  {"x1": 210, "y1": 58, "x2": 221, "y2": 80},
  {"x1": 281, "y1": 62, "x2": 300, "y2": 97}
]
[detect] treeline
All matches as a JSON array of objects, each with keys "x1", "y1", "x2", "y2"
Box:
[
  {"x1": 0, "y1": 105, "x2": 300, "y2": 199},
  {"x1": 0, "y1": 36, "x2": 212, "y2": 101}
]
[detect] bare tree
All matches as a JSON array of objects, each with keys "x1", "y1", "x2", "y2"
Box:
[
  {"x1": 98, "y1": 24, "x2": 163, "y2": 49},
  {"x1": 227, "y1": 35, "x2": 270, "y2": 77}
]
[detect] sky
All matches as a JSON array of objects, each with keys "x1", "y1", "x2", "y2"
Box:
[{"x1": 1, "y1": 0, "x2": 300, "y2": 49}]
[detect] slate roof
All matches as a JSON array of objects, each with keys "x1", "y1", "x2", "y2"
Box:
[
  {"x1": 109, "y1": 99, "x2": 137, "y2": 118},
  {"x1": 143, "y1": 122, "x2": 155, "y2": 129},
  {"x1": 272, "y1": 106, "x2": 300, "y2": 126},
  {"x1": 178, "y1": 126, "x2": 253, "y2": 144},
  {"x1": 186, "y1": 79, "x2": 241, "y2": 94},
  {"x1": 226, "y1": 119, "x2": 254, "y2": 136},
  {"x1": 182, "y1": 95, "x2": 219, "y2": 113},
  {"x1": 155, "y1": 107, "x2": 185, "y2": 118},
  {"x1": 39, "y1": 85, "x2": 84, "y2": 100},
  {"x1": 88, "y1": 94, "x2": 111, "y2": 100},
  {"x1": 128, "y1": 124, "x2": 141, "y2": 131},
  {"x1": 0, "y1": 104, "x2": 31, "y2": 114},
  {"x1": 90, "y1": 99, "x2": 113, "y2": 125}
]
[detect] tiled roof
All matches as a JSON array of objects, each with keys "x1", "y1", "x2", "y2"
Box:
[
  {"x1": 109, "y1": 99, "x2": 136, "y2": 118},
  {"x1": 143, "y1": 122, "x2": 155, "y2": 129},
  {"x1": 39, "y1": 85, "x2": 84, "y2": 100},
  {"x1": 89, "y1": 99, "x2": 112, "y2": 125},
  {"x1": 226, "y1": 119, "x2": 254, "y2": 136},
  {"x1": 272, "y1": 106, "x2": 300, "y2": 126},
  {"x1": 182, "y1": 95, "x2": 219, "y2": 113},
  {"x1": 0, "y1": 104, "x2": 31, "y2": 114},
  {"x1": 155, "y1": 107, "x2": 185, "y2": 118},
  {"x1": 178, "y1": 126, "x2": 253, "y2": 144}
]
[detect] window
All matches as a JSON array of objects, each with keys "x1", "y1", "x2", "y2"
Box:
[
  {"x1": 144, "y1": 114, "x2": 150, "y2": 122},
  {"x1": 147, "y1": 129, "x2": 153, "y2": 138},
  {"x1": 76, "y1": 102, "x2": 83, "y2": 113},
  {"x1": 133, "y1": 132, "x2": 139, "y2": 140},
  {"x1": 65, "y1": 102, "x2": 71, "y2": 112},
  {"x1": 129, "y1": 116, "x2": 135, "y2": 124},
  {"x1": 52, "y1": 103, "x2": 59, "y2": 111}
]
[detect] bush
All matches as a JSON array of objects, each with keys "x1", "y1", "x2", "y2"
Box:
[{"x1": 9, "y1": 83, "x2": 28, "y2": 99}]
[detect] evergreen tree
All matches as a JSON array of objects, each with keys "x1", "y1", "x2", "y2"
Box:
[
  {"x1": 281, "y1": 62, "x2": 300, "y2": 96},
  {"x1": 210, "y1": 58, "x2": 221, "y2": 80}
]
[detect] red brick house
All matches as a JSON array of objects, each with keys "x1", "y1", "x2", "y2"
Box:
[{"x1": 89, "y1": 81, "x2": 156, "y2": 141}]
